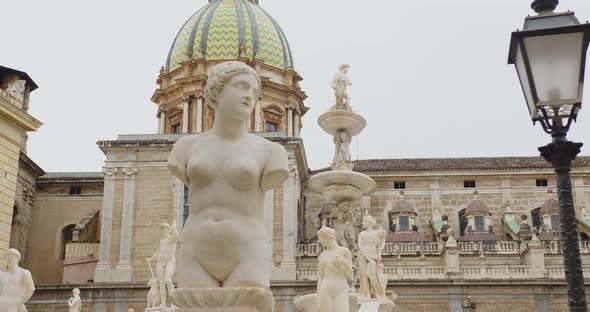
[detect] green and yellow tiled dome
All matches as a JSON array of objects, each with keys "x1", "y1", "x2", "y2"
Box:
[{"x1": 166, "y1": 0, "x2": 294, "y2": 71}]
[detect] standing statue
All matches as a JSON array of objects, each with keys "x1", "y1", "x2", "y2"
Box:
[
  {"x1": 0, "y1": 249, "x2": 35, "y2": 312},
  {"x1": 316, "y1": 226, "x2": 353, "y2": 312},
  {"x1": 358, "y1": 214, "x2": 387, "y2": 300},
  {"x1": 332, "y1": 130, "x2": 352, "y2": 170},
  {"x1": 331, "y1": 64, "x2": 352, "y2": 110},
  {"x1": 68, "y1": 288, "x2": 82, "y2": 312},
  {"x1": 168, "y1": 61, "x2": 289, "y2": 290},
  {"x1": 146, "y1": 221, "x2": 179, "y2": 308}
]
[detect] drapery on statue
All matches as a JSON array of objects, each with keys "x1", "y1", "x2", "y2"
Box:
[
  {"x1": 316, "y1": 226, "x2": 353, "y2": 312},
  {"x1": 332, "y1": 130, "x2": 352, "y2": 170},
  {"x1": 168, "y1": 61, "x2": 289, "y2": 290},
  {"x1": 358, "y1": 214, "x2": 387, "y2": 300},
  {"x1": 331, "y1": 64, "x2": 352, "y2": 110},
  {"x1": 146, "y1": 221, "x2": 179, "y2": 308},
  {"x1": 0, "y1": 249, "x2": 35, "y2": 312},
  {"x1": 67, "y1": 288, "x2": 82, "y2": 312}
]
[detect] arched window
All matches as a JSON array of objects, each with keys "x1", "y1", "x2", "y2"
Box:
[
  {"x1": 59, "y1": 224, "x2": 76, "y2": 259},
  {"x1": 531, "y1": 207, "x2": 542, "y2": 229},
  {"x1": 458, "y1": 209, "x2": 467, "y2": 236}
]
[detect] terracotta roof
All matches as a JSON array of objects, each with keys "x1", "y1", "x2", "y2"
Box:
[
  {"x1": 310, "y1": 156, "x2": 590, "y2": 174},
  {"x1": 392, "y1": 200, "x2": 417, "y2": 214},
  {"x1": 386, "y1": 231, "x2": 428, "y2": 242}
]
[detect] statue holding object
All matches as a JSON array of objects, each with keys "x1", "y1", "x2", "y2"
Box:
[{"x1": 331, "y1": 64, "x2": 352, "y2": 111}]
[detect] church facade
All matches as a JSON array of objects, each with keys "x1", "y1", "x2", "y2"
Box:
[{"x1": 2, "y1": 0, "x2": 590, "y2": 311}]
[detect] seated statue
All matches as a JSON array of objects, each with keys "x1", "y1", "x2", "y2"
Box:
[
  {"x1": 0, "y1": 249, "x2": 35, "y2": 312},
  {"x1": 168, "y1": 61, "x2": 289, "y2": 289}
]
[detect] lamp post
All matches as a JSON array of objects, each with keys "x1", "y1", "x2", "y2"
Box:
[{"x1": 508, "y1": 1, "x2": 590, "y2": 311}]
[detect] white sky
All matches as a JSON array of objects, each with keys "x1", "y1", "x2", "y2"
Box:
[{"x1": 2, "y1": 0, "x2": 590, "y2": 172}]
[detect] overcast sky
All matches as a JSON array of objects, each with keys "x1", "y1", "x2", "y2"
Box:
[{"x1": 2, "y1": 0, "x2": 590, "y2": 172}]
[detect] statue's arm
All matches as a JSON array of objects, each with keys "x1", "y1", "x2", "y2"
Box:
[
  {"x1": 171, "y1": 220, "x2": 180, "y2": 241},
  {"x1": 343, "y1": 249, "x2": 353, "y2": 280},
  {"x1": 260, "y1": 143, "x2": 289, "y2": 191},
  {"x1": 21, "y1": 270, "x2": 35, "y2": 305},
  {"x1": 168, "y1": 137, "x2": 190, "y2": 186}
]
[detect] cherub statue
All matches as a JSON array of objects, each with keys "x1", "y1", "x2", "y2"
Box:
[
  {"x1": 332, "y1": 130, "x2": 352, "y2": 170},
  {"x1": 331, "y1": 64, "x2": 352, "y2": 110},
  {"x1": 146, "y1": 221, "x2": 179, "y2": 308},
  {"x1": 0, "y1": 249, "x2": 35, "y2": 312}
]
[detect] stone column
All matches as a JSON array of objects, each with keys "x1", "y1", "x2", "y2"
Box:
[
  {"x1": 159, "y1": 110, "x2": 167, "y2": 134},
  {"x1": 115, "y1": 166, "x2": 138, "y2": 282},
  {"x1": 254, "y1": 100, "x2": 261, "y2": 132},
  {"x1": 287, "y1": 108, "x2": 293, "y2": 137},
  {"x1": 278, "y1": 156, "x2": 298, "y2": 279},
  {"x1": 182, "y1": 97, "x2": 190, "y2": 133},
  {"x1": 196, "y1": 97, "x2": 204, "y2": 133},
  {"x1": 94, "y1": 167, "x2": 118, "y2": 283},
  {"x1": 293, "y1": 111, "x2": 300, "y2": 138},
  {"x1": 157, "y1": 111, "x2": 162, "y2": 134}
]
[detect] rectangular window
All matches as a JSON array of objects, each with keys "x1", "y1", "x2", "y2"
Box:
[
  {"x1": 464, "y1": 180, "x2": 476, "y2": 188},
  {"x1": 69, "y1": 186, "x2": 81, "y2": 195},
  {"x1": 183, "y1": 186, "x2": 189, "y2": 225},
  {"x1": 393, "y1": 181, "x2": 406, "y2": 189},
  {"x1": 536, "y1": 179, "x2": 548, "y2": 187},
  {"x1": 399, "y1": 216, "x2": 410, "y2": 231},
  {"x1": 474, "y1": 216, "x2": 486, "y2": 232},
  {"x1": 551, "y1": 215, "x2": 561, "y2": 230},
  {"x1": 265, "y1": 121, "x2": 278, "y2": 132}
]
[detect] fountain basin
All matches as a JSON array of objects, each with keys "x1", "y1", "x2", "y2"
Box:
[
  {"x1": 309, "y1": 171, "x2": 376, "y2": 202},
  {"x1": 294, "y1": 293, "x2": 396, "y2": 312},
  {"x1": 318, "y1": 110, "x2": 367, "y2": 136}
]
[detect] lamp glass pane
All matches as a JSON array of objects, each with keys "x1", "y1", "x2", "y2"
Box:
[
  {"x1": 524, "y1": 32, "x2": 584, "y2": 104},
  {"x1": 515, "y1": 43, "x2": 537, "y2": 118}
]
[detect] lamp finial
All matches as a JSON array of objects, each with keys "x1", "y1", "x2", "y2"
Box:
[{"x1": 531, "y1": 0, "x2": 559, "y2": 14}]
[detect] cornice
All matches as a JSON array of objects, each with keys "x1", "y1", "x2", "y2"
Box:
[{"x1": 0, "y1": 97, "x2": 42, "y2": 131}]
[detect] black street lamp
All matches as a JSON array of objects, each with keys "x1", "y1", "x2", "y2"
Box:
[{"x1": 508, "y1": 1, "x2": 590, "y2": 311}]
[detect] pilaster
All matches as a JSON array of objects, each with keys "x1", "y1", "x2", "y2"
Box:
[
  {"x1": 94, "y1": 167, "x2": 118, "y2": 283},
  {"x1": 196, "y1": 97, "x2": 203, "y2": 133},
  {"x1": 115, "y1": 166, "x2": 138, "y2": 282}
]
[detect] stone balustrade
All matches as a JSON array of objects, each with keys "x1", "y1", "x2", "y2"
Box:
[
  {"x1": 457, "y1": 241, "x2": 522, "y2": 255},
  {"x1": 297, "y1": 243, "x2": 322, "y2": 257},
  {"x1": 64, "y1": 242, "x2": 100, "y2": 259},
  {"x1": 542, "y1": 241, "x2": 590, "y2": 255},
  {"x1": 295, "y1": 265, "x2": 590, "y2": 281},
  {"x1": 382, "y1": 242, "x2": 442, "y2": 256}
]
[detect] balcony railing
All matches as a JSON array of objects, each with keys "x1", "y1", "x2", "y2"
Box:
[
  {"x1": 296, "y1": 265, "x2": 590, "y2": 281},
  {"x1": 64, "y1": 242, "x2": 99, "y2": 259}
]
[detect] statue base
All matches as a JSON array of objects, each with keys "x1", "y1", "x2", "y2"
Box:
[
  {"x1": 294, "y1": 293, "x2": 395, "y2": 312},
  {"x1": 145, "y1": 307, "x2": 176, "y2": 312},
  {"x1": 170, "y1": 287, "x2": 274, "y2": 312}
]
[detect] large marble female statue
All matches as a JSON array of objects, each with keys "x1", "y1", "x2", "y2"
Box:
[
  {"x1": 0, "y1": 249, "x2": 35, "y2": 312},
  {"x1": 168, "y1": 61, "x2": 289, "y2": 290},
  {"x1": 357, "y1": 214, "x2": 387, "y2": 300},
  {"x1": 317, "y1": 226, "x2": 353, "y2": 312}
]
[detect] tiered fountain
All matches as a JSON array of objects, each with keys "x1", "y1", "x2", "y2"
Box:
[{"x1": 295, "y1": 65, "x2": 395, "y2": 312}]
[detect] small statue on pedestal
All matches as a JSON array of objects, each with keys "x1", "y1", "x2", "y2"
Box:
[
  {"x1": 146, "y1": 221, "x2": 179, "y2": 309},
  {"x1": 317, "y1": 226, "x2": 354, "y2": 312},
  {"x1": 357, "y1": 214, "x2": 387, "y2": 300},
  {"x1": 332, "y1": 130, "x2": 352, "y2": 170},
  {"x1": 68, "y1": 288, "x2": 82, "y2": 312},
  {"x1": 331, "y1": 64, "x2": 352, "y2": 111}
]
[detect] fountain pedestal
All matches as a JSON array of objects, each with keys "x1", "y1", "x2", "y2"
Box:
[
  {"x1": 294, "y1": 293, "x2": 396, "y2": 312},
  {"x1": 170, "y1": 288, "x2": 274, "y2": 312}
]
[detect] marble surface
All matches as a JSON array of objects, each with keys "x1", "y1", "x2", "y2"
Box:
[
  {"x1": 0, "y1": 249, "x2": 35, "y2": 312},
  {"x1": 170, "y1": 287, "x2": 274, "y2": 312}
]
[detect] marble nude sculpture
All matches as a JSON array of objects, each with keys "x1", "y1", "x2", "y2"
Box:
[
  {"x1": 68, "y1": 288, "x2": 82, "y2": 312},
  {"x1": 146, "y1": 221, "x2": 179, "y2": 308},
  {"x1": 0, "y1": 249, "x2": 35, "y2": 312},
  {"x1": 331, "y1": 64, "x2": 352, "y2": 110},
  {"x1": 168, "y1": 61, "x2": 289, "y2": 290},
  {"x1": 358, "y1": 214, "x2": 387, "y2": 300},
  {"x1": 332, "y1": 130, "x2": 352, "y2": 170},
  {"x1": 316, "y1": 226, "x2": 353, "y2": 312}
]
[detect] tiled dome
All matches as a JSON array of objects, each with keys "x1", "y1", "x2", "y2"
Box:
[
  {"x1": 540, "y1": 189, "x2": 559, "y2": 215},
  {"x1": 166, "y1": 0, "x2": 294, "y2": 71},
  {"x1": 465, "y1": 191, "x2": 490, "y2": 216}
]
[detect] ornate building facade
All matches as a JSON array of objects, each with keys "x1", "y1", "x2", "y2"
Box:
[{"x1": 5, "y1": 0, "x2": 590, "y2": 311}]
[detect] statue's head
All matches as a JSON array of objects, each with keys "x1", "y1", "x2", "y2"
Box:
[
  {"x1": 160, "y1": 223, "x2": 171, "y2": 238},
  {"x1": 205, "y1": 61, "x2": 261, "y2": 121},
  {"x1": 317, "y1": 226, "x2": 336, "y2": 247},
  {"x1": 73, "y1": 288, "x2": 80, "y2": 295},
  {"x1": 339, "y1": 64, "x2": 350, "y2": 73},
  {"x1": 5, "y1": 248, "x2": 21, "y2": 268},
  {"x1": 363, "y1": 214, "x2": 377, "y2": 229}
]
